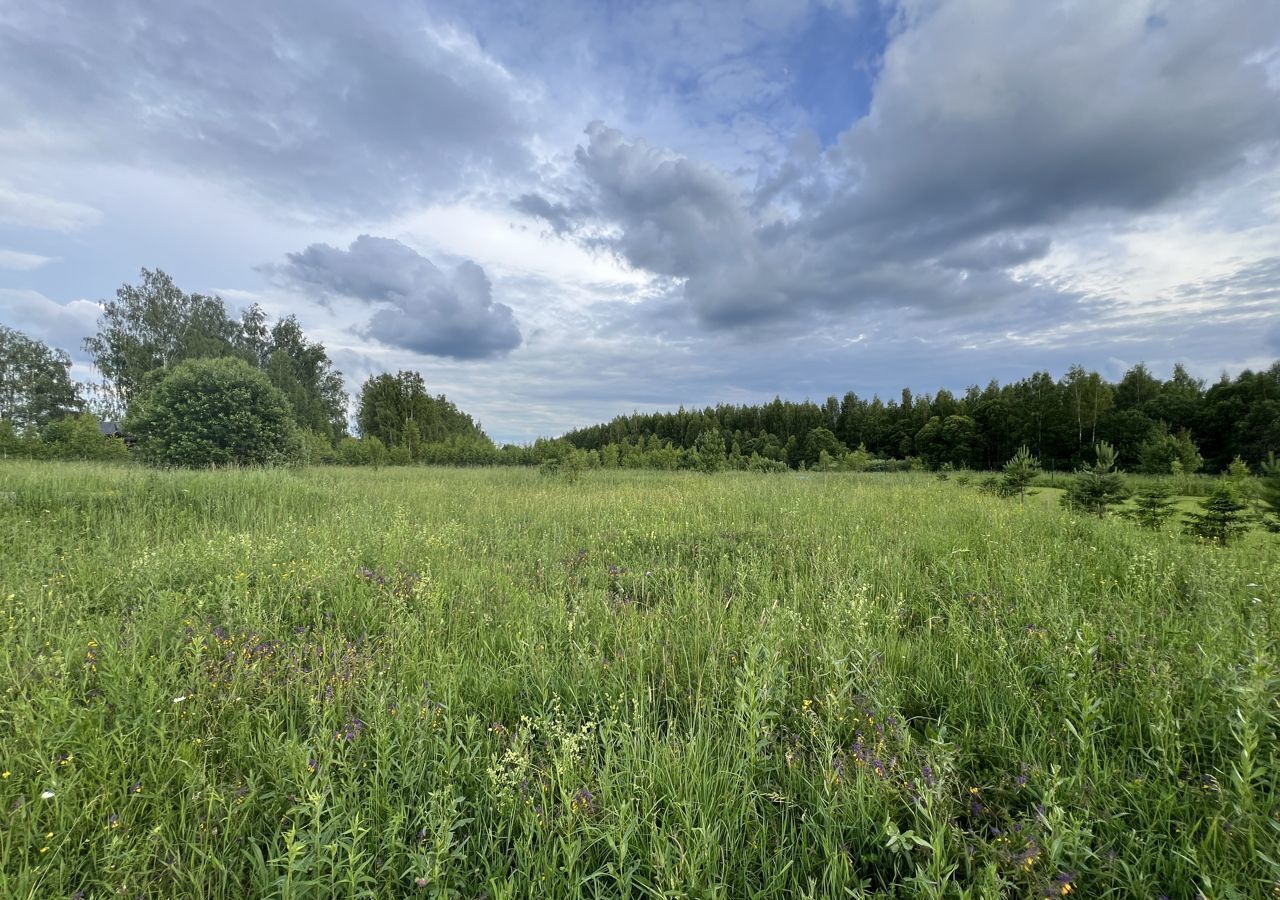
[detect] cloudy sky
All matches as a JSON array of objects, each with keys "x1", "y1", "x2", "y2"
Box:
[{"x1": 2, "y1": 0, "x2": 1278, "y2": 442}]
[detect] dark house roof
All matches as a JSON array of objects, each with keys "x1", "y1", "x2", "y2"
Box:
[{"x1": 98, "y1": 420, "x2": 122, "y2": 436}]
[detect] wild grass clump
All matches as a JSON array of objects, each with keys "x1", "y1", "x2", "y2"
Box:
[{"x1": 1, "y1": 462, "x2": 1276, "y2": 897}]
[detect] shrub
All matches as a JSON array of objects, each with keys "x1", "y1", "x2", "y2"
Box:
[
  {"x1": 540, "y1": 449, "x2": 587, "y2": 483},
  {"x1": 41, "y1": 413, "x2": 130, "y2": 461},
  {"x1": 746, "y1": 452, "x2": 788, "y2": 473},
  {"x1": 336, "y1": 436, "x2": 366, "y2": 466},
  {"x1": 127, "y1": 357, "x2": 301, "y2": 467},
  {"x1": 976, "y1": 475, "x2": 1005, "y2": 496},
  {"x1": 301, "y1": 429, "x2": 338, "y2": 465}
]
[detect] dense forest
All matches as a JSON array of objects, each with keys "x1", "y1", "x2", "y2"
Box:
[{"x1": 562, "y1": 363, "x2": 1280, "y2": 473}]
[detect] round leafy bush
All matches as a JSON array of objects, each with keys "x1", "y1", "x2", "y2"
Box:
[{"x1": 128, "y1": 357, "x2": 301, "y2": 467}]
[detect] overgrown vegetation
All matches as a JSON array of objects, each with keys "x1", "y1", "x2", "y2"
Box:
[{"x1": 1, "y1": 464, "x2": 1276, "y2": 897}]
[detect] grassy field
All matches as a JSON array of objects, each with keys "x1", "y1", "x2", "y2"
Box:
[{"x1": 1, "y1": 463, "x2": 1277, "y2": 899}]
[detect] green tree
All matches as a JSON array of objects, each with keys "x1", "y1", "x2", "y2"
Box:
[
  {"x1": 915, "y1": 415, "x2": 975, "y2": 469},
  {"x1": 260, "y1": 316, "x2": 348, "y2": 440},
  {"x1": 1001, "y1": 445, "x2": 1040, "y2": 505},
  {"x1": 1114, "y1": 362, "x2": 1162, "y2": 410},
  {"x1": 1062, "y1": 364, "x2": 1113, "y2": 454},
  {"x1": 1125, "y1": 484, "x2": 1176, "y2": 530},
  {"x1": 0, "y1": 326, "x2": 83, "y2": 430},
  {"x1": 1184, "y1": 483, "x2": 1250, "y2": 546},
  {"x1": 1138, "y1": 422, "x2": 1202, "y2": 475},
  {"x1": 357, "y1": 371, "x2": 489, "y2": 450},
  {"x1": 85, "y1": 268, "x2": 246, "y2": 409},
  {"x1": 84, "y1": 272, "x2": 348, "y2": 434},
  {"x1": 1062, "y1": 442, "x2": 1130, "y2": 518},
  {"x1": 127, "y1": 357, "x2": 301, "y2": 467},
  {"x1": 799, "y1": 426, "x2": 846, "y2": 469},
  {"x1": 695, "y1": 427, "x2": 727, "y2": 473}
]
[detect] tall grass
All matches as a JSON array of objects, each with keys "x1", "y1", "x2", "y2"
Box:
[{"x1": 1, "y1": 462, "x2": 1276, "y2": 898}]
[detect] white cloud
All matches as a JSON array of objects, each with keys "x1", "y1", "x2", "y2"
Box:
[
  {"x1": 0, "y1": 186, "x2": 102, "y2": 232},
  {"x1": 0, "y1": 249, "x2": 55, "y2": 270}
]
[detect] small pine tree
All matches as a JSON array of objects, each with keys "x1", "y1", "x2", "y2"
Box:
[
  {"x1": 1125, "y1": 483, "x2": 1176, "y2": 530},
  {"x1": 695, "y1": 427, "x2": 727, "y2": 473},
  {"x1": 1001, "y1": 445, "x2": 1040, "y2": 505},
  {"x1": 1062, "y1": 441, "x2": 1130, "y2": 518},
  {"x1": 1184, "y1": 482, "x2": 1250, "y2": 546}
]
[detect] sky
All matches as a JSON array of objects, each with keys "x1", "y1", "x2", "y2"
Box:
[{"x1": 1, "y1": 0, "x2": 1278, "y2": 443}]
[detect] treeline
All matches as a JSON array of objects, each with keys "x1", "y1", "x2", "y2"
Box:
[
  {"x1": 3, "y1": 268, "x2": 1278, "y2": 472},
  {"x1": 561, "y1": 363, "x2": 1280, "y2": 473},
  {"x1": 0, "y1": 269, "x2": 493, "y2": 465}
]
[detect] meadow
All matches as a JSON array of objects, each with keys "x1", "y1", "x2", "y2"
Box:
[{"x1": 1, "y1": 462, "x2": 1276, "y2": 899}]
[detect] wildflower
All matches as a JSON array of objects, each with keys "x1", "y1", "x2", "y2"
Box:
[
  {"x1": 172, "y1": 696, "x2": 187, "y2": 703},
  {"x1": 415, "y1": 877, "x2": 428, "y2": 889},
  {"x1": 129, "y1": 782, "x2": 142, "y2": 794},
  {"x1": 336, "y1": 717, "x2": 366, "y2": 742},
  {"x1": 1, "y1": 771, "x2": 9, "y2": 779},
  {"x1": 41, "y1": 790, "x2": 55, "y2": 799},
  {"x1": 921, "y1": 764, "x2": 936, "y2": 788},
  {"x1": 306, "y1": 758, "x2": 317, "y2": 774},
  {"x1": 108, "y1": 813, "x2": 119, "y2": 829},
  {"x1": 1046, "y1": 872, "x2": 1075, "y2": 897},
  {"x1": 570, "y1": 787, "x2": 595, "y2": 814}
]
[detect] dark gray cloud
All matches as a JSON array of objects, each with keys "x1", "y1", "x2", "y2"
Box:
[
  {"x1": 0, "y1": 0, "x2": 531, "y2": 216},
  {"x1": 815, "y1": 1, "x2": 1280, "y2": 245},
  {"x1": 510, "y1": 194, "x2": 579, "y2": 235},
  {"x1": 521, "y1": 1, "x2": 1280, "y2": 332},
  {"x1": 277, "y1": 236, "x2": 522, "y2": 360},
  {"x1": 528, "y1": 123, "x2": 1071, "y2": 329}
]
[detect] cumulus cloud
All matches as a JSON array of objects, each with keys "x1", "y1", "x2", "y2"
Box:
[
  {"x1": 0, "y1": 290, "x2": 102, "y2": 357},
  {"x1": 277, "y1": 236, "x2": 522, "y2": 360},
  {"x1": 0, "y1": 0, "x2": 532, "y2": 216},
  {"x1": 817, "y1": 0, "x2": 1280, "y2": 244},
  {"x1": 530, "y1": 123, "x2": 1071, "y2": 329},
  {"x1": 527, "y1": 1, "x2": 1280, "y2": 332}
]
